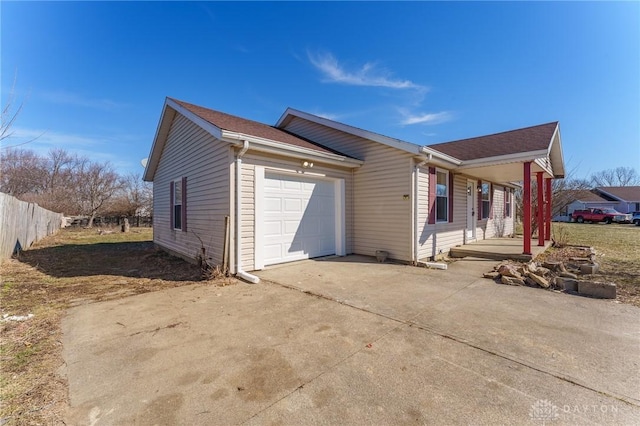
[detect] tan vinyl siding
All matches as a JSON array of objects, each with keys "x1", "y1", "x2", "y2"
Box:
[
  {"x1": 239, "y1": 151, "x2": 354, "y2": 271},
  {"x1": 153, "y1": 113, "x2": 231, "y2": 264},
  {"x1": 417, "y1": 173, "x2": 467, "y2": 259},
  {"x1": 417, "y1": 174, "x2": 515, "y2": 259},
  {"x1": 482, "y1": 185, "x2": 514, "y2": 238},
  {"x1": 283, "y1": 117, "x2": 414, "y2": 261}
]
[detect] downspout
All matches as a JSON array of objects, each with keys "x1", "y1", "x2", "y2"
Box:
[
  {"x1": 413, "y1": 154, "x2": 432, "y2": 264},
  {"x1": 235, "y1": 140, "x2": 260, "y2": 284}
]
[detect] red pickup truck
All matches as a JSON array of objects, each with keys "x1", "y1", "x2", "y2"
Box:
[{"x1": 571, "y1": 208, "x2": 631, "y2": 224}]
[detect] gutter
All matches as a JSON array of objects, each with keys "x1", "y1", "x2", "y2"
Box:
[
  {"x1": 222, "y1": 131, "x2": 363, "y2": 168},
  {"x1": 235, "y1": 140, "x2": 260, "y2": 284}
]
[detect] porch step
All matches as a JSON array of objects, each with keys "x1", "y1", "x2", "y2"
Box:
[{"x1": 449, "y1": 246, "x2": 533, "y2": 262}]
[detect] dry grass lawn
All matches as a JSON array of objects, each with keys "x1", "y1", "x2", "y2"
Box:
[
  {"x1": 546, "y1": 222, "x2": 640, "y2": 306},
  {"x1": 0, "y1": 227, "x2": 234, "y2": 425}
]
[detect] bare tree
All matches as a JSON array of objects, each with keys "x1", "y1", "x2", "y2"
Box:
[
  {"x1": 0, "y1": 74, "x2": 24, "y2": 143},
  {"x1": 591, "y1": 167, "x2": 640, "y2": 187},
  {"x1": 74, "y1": 159, "x2": 123, "y2": 227},
  {"x1": 515, "y1": 168, "x2": 591, "y2": 236},
  {"x1": 0, "y1": 148, "x2": 48, "y2": 196},
  {"x1": 105, "y1": 173, "x2": 152, "y2": 217}
]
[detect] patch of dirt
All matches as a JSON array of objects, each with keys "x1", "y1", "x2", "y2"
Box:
[
  {"x1": 0, "y1": 227, "x2": 237, "y2": 425},
  {"x1": 538, "y1": 245, "x2": 640, "y2": 307}
]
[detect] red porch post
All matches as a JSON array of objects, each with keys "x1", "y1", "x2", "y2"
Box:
[
  {"x1": 523, "y1": 162, "x2": 532, "y2": 255},
  {"x1": 537, "y1": 172, "x2": 545, "y2": 246},
  {"x1": 545, "y1": 177, "x2": 552, "y2": 241}
]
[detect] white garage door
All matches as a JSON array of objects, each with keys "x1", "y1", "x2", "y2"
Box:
[{"x1": 262, "y1": 172, "x2": 336, "y2": 266}]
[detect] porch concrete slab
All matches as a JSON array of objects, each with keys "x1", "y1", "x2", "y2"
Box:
[{"x1": 449, "y1": 237, "x2": 551, "y2": 261}]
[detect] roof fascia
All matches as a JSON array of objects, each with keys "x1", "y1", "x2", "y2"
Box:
[
  {"x1": 276, "y1": 108, "x2": 423, "y2": 155},
  {"x1": 594, "y1": 188, "x2": 624, "y2": 202},
  {"x1": 456, "y1": 149, "x2": 549, "y2": 170},
  {"x1": 420, "y1": 146, "x2": 463, "y2": 166},
  {"x1": 547, "y1": 124, "x2": 566, "y2": 178},
  {"x1": 166, "y1": 98, "x2": 223, "y2": 140},
  {"x1": 221, "y1": 130, "x2": 364, "y2": 168},
  {"x1": 143, "y1": 101, "x2": 176, "y2": 181}
]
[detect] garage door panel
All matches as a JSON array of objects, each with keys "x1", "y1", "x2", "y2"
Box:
[
  {"x1": 263, "y1": 220, "x2": 282, "y2": 237},
  {"x1": 264, "y1": 197, "x2": 282, "y2": 213},
  {"x1": 262, "y1": 173, "x2": 336, "y2": 266},
  {"x1": 284, "y1": 198, "x2": 303, "y2": 213}
]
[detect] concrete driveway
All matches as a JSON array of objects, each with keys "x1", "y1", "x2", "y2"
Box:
[{"x1": 62, "y1": 256, "x2": 640, "y2": 425}]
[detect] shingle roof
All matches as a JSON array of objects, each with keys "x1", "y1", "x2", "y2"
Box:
[
  {"x1": 565, "y1": 190, "x2": 611, "y2": 203},
  {"x1": 427, "y1": 122, "x2": 558, "y2": 161},
  {"x1": 596, "y1": 186, "x2": 640, "y2": 202},
  {"x1": 171, "y1": 99, "x2": 349, "y2": 157}
]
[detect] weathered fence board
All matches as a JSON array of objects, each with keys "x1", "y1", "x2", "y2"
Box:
[{"x1": 0, "y1": 192, "x2": 64, "y2": 259}]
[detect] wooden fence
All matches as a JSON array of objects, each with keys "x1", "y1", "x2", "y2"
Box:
[{"x1": 0, "y1": 192, "x2": 64, "y2": 259}]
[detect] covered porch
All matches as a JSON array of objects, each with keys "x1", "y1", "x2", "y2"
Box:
[{"x1": 427, "y1": 121, "x2": 566, "y2": 257}]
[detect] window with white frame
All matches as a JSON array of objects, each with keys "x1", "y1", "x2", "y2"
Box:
[
  {"x1": 505, "y1": 188, "x2": 511, "y2": 217},
  {"x1": 173, "y1": 178, "x2": 182, "y2": 230},
  {"x1": 436, "y1": 170, "x2": 448, "y2": 222},
  {"x1": 481, "y1": 182, "x2": 490, "y2": 219}
]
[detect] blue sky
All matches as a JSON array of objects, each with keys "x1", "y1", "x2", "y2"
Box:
[{"x1": 2, "y1": 1, "x2": 639, "y2": 180}]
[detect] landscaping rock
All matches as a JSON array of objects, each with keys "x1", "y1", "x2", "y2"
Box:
[
  {"x1": 501, "y1": 276, "x2": 525, "y2": 286},
  {"x1": 528, "y1": 273, "x2": 550, "y2": 288},
  {"x1": 483, "y1": 271, "x2": 500, "y2": 279},
  {"x1": 558, "y1": 271, "x2": 578, "y2": 279},
  {"x1": 580, "y1": 263, "x2": 599, "y2": 275},
  {"x1": 556, "y1": 277, "x2": 579, "y2": 292},
  {"x1": 498, "y1": 264, "x2": 522, "y2": 280},
  {"x1": 578, "y1": 281, "x2": 616, "y2": 299},
  {"x1": 525, "y1": 277, "x2": 538, "y2": 287},
  {"x1": 543, "y1": 261, "x2": 566, "y2": 273},
  {"x1": 535, "y1": 266, "x2": 551, "y2": 276},
  {"x1": 526, "y1": 262, "x2": 538, "y2": 273}
]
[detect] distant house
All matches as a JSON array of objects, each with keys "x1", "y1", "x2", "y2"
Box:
[
  {"x1": 143, "y1": 98, "x2": 565, "y2": 281},
  {"x1": 558, "y1": 190, "x2": 618, "y2": 216},
  {"x1": 593, "y1": 186, "x2": 640, "y2": 213}
]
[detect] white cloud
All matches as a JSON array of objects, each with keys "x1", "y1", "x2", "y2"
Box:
[
  {"x1": 313, "y1": 111, "x2": 340, "y2": 121},
  {"x1": 308, "y1": 51, "x2": 425, "y2": 91},
  {"x1": 40, "y1": 90, "x2": 128, "y2": 110},
  {"x1": 400, "y1": 111, "x2": 452, "y2": 126}
]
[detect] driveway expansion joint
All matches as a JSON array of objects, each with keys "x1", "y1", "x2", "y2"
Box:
[{"x1": 261, "y1": 277, "x2": 640, "y2": 408}]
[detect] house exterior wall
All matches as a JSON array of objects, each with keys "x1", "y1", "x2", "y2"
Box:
[
  {"x1": 238, "y1": 151, "x2": 354, "y2": 271},
  {"x1": 281, "y1": 117, "x2": 414, "y2": 261},
  {"x1": 614, "y1": 201, "x2": 640, "y2": 214},
  {"x1": 565, "y1": 200, "x2": 617, "y2": 215},
  {"x1": 153, "y1": 113, "x2": 231, "y2": 265},
  {"x1": 416, "y1": 171, "x2": 515, "y2": 260}
]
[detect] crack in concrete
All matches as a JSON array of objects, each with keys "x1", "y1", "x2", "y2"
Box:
[{"x1": 128, "y1": 321, "x2": 183, "y2": 337}]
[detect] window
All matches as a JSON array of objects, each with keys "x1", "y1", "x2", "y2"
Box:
[
  {"x1": 505, "y1": 189, "x2": 511, "y2": 217},
  {"x1": 173, "y1": 178, "x2": 182, "y2": 230},
  {"x1": 436, "y1": 170, "x2": 448, "y2": 222},
  {"x1": 481, "y1": 182, "x2": 490, "y2": 219}
]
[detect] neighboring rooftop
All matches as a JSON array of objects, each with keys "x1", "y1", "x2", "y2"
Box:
[
  {"x1": 427, "y1": 122, "x2": 559, "y2": 161},
  {"x1": 171, "y1": 98, "x2": 349, "y2": 157},
  {"x1": 595, "y1": 186, "x2": 640, "y2": 202},
  {"x1": 563, "y1": 190, "x2": 612, "y2": 203}
]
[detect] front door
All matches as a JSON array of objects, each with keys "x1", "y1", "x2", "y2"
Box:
[{"x1": 466, "y1": 180, "x2": 477, "y2": 242}]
